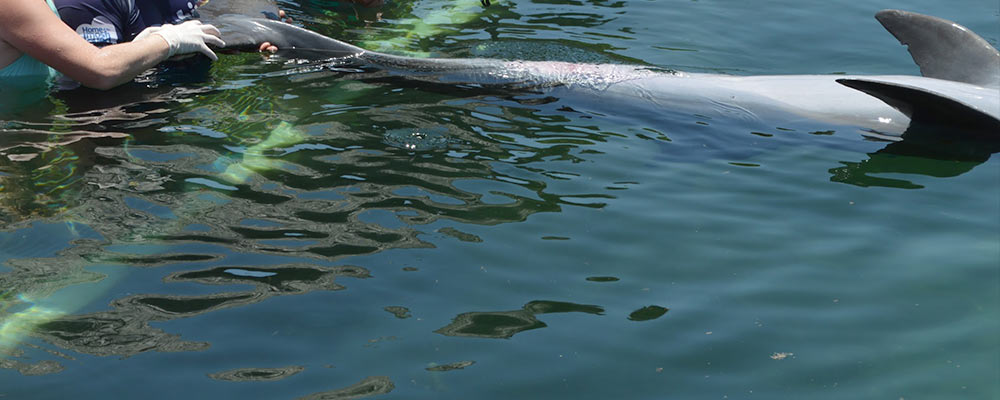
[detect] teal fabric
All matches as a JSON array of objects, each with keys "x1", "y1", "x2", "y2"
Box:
[
  {"x1": 0, "y1": 0, "x2": 60, "y2": 113},
  {"x1": 0, "y1": 0, "x2": 61, "y2": 83}
]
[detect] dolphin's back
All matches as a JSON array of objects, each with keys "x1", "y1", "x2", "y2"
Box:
[
  {"x1": 211, "y1": 15, "x2": 367, "y2": 58},
  {"x1": 205, "y1": 12, "x2": 998, "y2": 139},
  {"x1": 208, "y1": 16, "x2": 594, "y2": 85}
]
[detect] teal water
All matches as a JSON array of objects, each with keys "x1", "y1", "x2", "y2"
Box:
[{"x1": 1, "y1": 0, "x2": 998, "y2": 398}]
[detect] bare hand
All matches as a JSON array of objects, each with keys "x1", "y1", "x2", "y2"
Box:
[
  {"x1": 258, "y1": 10, "x2": 290, "y2": 53},
  {"x1": 259, "y1": 41, "x2": 277, "y2": 53}
]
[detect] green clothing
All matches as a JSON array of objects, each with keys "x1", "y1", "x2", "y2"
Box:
[{"x1": 0, "y1": 0, "x2": 61, "y2": 84}]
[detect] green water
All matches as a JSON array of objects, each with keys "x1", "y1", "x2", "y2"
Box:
[{"x1": 1, "y1": 0, "x2": 998, "y2": 398}]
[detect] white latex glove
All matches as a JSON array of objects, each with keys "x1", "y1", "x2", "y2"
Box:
[
  {"x1": 133, "y1": 25, "x2": 161, "y2": 43},
  {"x1": 146, "y1": 20, "x2": 225, "y2": 61}
]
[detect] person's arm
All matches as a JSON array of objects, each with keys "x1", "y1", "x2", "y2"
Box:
[{"x1": 0, "y1": 0, "x2": 218, "y2": 90}]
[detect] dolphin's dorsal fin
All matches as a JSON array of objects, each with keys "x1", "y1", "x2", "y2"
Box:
[
  {"x1": 838, "y1": 78, "x2": 1000, "y2": 137},
  {"x1": 876, "y1": 10, "x2": 1000, "y2": 88}
]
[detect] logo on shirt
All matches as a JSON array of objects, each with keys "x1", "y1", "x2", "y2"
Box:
[
  {"x1": 76, "y1": 17, "x2": 119, "y2": 45},
  {"x1": 172, "y1": 3, "x2": 197, "y2": 24}
]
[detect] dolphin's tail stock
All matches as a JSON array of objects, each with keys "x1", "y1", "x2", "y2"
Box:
[{"x1": 837, "y1": 10, "x2": 1000, "y2": 139}]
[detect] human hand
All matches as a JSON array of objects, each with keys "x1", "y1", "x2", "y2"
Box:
[
  {"x1": 259, "y1": 42, "x2": 278, "y2": 53},
  {"x1": 150, "y1": 20, "x2": 226, "y2": 61},
  {"x1": 259, "y1": 10, "x2": 290, "y2": 53}
]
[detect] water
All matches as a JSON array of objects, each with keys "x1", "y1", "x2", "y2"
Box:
[{"x1": 1, "y1": 0, "x2": 998, "y2": 398}]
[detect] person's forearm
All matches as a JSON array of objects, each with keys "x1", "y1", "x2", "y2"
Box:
[
  {"x1": 64, "y1": 36, "x2": 171, "y2": 90},
  {"x1": 0, "y1": 0, "x2": 219, "y2": 91}
]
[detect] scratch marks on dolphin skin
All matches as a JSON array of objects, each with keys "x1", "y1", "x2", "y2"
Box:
[
  {"x1": 375, "y1": 56, "x2": 664, "y2": 91},
  {"x1": 708, "y1": 99, "x2": 763, "y2": 125},
  {"x1": 491, "y1": 61, "x2": 663, "y2": 91}
]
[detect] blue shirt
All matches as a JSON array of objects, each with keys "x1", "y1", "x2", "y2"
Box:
[{"x1": 52, "y1": 0, "x2": 201, "y2": 46}]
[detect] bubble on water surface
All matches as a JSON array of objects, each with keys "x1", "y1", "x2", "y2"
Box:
[{"x1": 383, "y1": 127, "x2": 452, "y2": 151}]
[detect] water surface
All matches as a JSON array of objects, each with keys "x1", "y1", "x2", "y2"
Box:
[{"x1": 1, "y1": 0, "x2": 998, "y2": 398}]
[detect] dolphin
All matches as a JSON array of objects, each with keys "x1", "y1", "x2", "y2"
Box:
[{"x1": 202, "y1": 9, "x2": 999, "y2": 141}]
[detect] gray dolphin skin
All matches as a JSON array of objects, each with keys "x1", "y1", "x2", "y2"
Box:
[{"x1": 205, "y1": 9, "x2": 1000, "y2": 141}]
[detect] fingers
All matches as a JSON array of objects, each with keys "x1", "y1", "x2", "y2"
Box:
[
  {"x1": 186, "y1": 21, "x2": 220, "y2": 61},
  {"x1": 152, "y1": 20, "x2": 226, "y2": 60},
  {"x1": 258, "y1": 42, "x2": 278, "y2": 53},
  {"x1": 198, "y1": 43, "x2": 219, "y2": 61},
  {"x1": 196, "y1": 22, "x2": 225, "y2": 50},
  {"x1": 180, "y1": 20, "x2": 222, "y2": 39},
  {"x1": 203, "y1": 33, "x2": 226, "y2": 48},
  {"x1": 200, "y1": 24, "x2": 222, "y2": 38}
]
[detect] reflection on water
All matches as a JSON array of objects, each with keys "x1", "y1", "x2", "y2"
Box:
[
  {"x1": 170, "y1": 264, "x2": 369, "y2": 293},
  {"x1": 425, "y1": 360, "x2": 475, "y2": 372},
  {"x1": 0, "y1": 354, "x2": 65, "y2": 376},
  {"x1": 829, "y1": 129, "x2": 998, "y2": 189},
  {"x1": 8, "y1": 260, "x2": 369, "y2": 359},
  {"x1": 208, "y1": 365, "x2": 305, "y2": 382},
  {"x1": 296, "y1": 376, "x2": 394, "y2": 400},
  {"x1": 627, "y1": 305, "x2": 668, "y2": 322},
  {"x1": 1, "y1": 67, "x2": 634, "y2": 370},
  {"x1": 436, "y1": 300, "x2": 604, "y2": 339}
]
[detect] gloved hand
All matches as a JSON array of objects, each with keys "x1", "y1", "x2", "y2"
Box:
[
  {"x1": 139, "y1": 21, "x2": 225, "y2": 61},
  {"x1": 133, "y1": 25, "x2": 161, "y2": 43}
]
